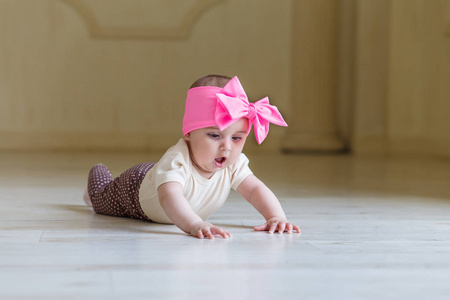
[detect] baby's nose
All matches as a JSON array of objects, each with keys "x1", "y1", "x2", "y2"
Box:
[{"x1": 220, "y1": 140, "x2": 232, "y2": 151}]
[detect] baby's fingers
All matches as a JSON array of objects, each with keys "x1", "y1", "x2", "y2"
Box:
[
  {"x1": 277, "y1": 223, "x2": 286, "y2": 234},
  {"x1": 254, "y1": 224, "x2": 269, "y2": 231},
  {"x1": 195, "y1": 227, "x2": 214, "y2": 239},
  {"x1": 204, "y1": 228, "x2": 214, "y2": 239},
  {"x1": 196, "y1": 228, "x2": 205, "y2": 239},
  {"x1": 212, "y1": 227, "x2": 232, "y2": 239},
  {"x1": 268, "y1": 222, "x2": 278, "y2": 234}
]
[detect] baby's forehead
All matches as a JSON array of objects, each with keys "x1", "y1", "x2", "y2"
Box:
[
  {"x1": 203, "y1": 126, "x2": 247, "y2": 134},
  {"x1": 203, "y1": 126, "x2": 220, "y2": 130}
]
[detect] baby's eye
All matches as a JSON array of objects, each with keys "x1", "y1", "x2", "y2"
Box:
[
  {"x1": 208, "y1": 133, "x2": 221, "y2": 139},
  {"x1": 232, "y1": 136, "x2": 242, "y2": 141}
]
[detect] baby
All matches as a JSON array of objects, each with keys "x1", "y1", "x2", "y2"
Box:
[{"x1": 83, "y1": 75, "x2": 300, "y2": 239}]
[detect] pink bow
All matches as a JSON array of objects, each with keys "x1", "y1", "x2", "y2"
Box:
[{"x1": 215, "y1": 76, "x2": 287, "y2": 144}]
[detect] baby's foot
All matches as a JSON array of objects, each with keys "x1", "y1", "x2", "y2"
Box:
[{"x1": 83, "y1": 187, "x2": 92, "y2": 206}]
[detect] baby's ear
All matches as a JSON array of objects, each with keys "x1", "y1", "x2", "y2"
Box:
[{"x1": 184, "y1": 133, "x2": 191, "y2": 141}]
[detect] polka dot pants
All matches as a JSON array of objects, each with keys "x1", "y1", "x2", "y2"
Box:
[{"x1": 87, "y1": 163, "x2": 155, "y2": 222}]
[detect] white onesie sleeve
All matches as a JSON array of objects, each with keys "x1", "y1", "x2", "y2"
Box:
[{"x1": 153, "y1": 149, "x2": 189, "y2": 189}]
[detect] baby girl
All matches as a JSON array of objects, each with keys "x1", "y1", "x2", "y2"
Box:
[{"x1": 83, "y1": 74, "x2": 300, "y2": 239}]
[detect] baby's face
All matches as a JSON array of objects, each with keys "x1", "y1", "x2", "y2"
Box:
[{"x1": 185, "y1": 118, "x2": 248, "y2": 179}]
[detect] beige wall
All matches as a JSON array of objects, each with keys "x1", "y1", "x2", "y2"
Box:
[
  {"x1": 0, "y1": 0, "x2": 291, "y2": 153},
  {"x1": 352, "y1": 0, "x2": 450, "y2": 158},
  {"x1": 1, "y1": 0, "x2": 450, "y2": 158},
  {"x1": 285, "y1": 0, "x2": 450, "y2": 158}
]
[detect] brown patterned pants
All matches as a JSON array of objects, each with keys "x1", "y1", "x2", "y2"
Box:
[{"x1": 87, "y1": 163, "x2": 155, "y2": 222}]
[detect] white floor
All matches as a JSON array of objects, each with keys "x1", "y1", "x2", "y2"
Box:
[{"x1": 1, "y1": 151, "x2": 450, "y2": 300}]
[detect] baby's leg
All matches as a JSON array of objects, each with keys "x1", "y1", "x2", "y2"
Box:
[
  {"x1": 86, "y1": 164, "x2": 114, "y2": 212},
  {"x1": 86, "y1": 163, "x2": 155, "y2": 221}
]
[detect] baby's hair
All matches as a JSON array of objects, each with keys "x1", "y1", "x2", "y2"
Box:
[{"x1": 190, "y1": 74, "x2": 232, "y2": 89}]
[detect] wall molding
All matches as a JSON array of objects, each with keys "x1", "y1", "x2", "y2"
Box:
[{"x1": 57, "y1": 0, "x2": 224, "y2": 40}]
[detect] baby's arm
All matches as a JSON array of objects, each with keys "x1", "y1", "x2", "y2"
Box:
[
  {"x1": 157, "y1": 182, "x2": 232, "y2": 239},
  {"x1": 237, "y1": 175, "x2": 301, "y2": 234}
]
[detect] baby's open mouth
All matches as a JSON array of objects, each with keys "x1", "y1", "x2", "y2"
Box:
[{"x1": 215, "y1": 157, "x2": 226, "y2": 166}]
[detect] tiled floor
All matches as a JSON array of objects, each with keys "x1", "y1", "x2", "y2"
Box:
[{"x1": 1, "y1": 151, "x2": 450, "y2": 299}]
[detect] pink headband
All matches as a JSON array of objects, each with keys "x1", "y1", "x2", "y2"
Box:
[{"x1": 182, "y1": 76, "x2": 287, "y2": 144}]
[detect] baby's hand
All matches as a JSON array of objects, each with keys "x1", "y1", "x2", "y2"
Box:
[
  {"x1": 190, "y1": 221, "x2": 232, "y2": 239},
  {"x1": 254, "y1": 217, "x2": 301, "y2": 235}
]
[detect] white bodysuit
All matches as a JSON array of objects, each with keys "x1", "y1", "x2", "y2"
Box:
[{"x1": 138, "y1": 139, "x2": 253, "y2": 224}]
